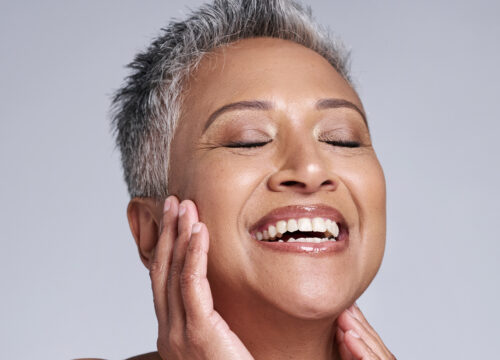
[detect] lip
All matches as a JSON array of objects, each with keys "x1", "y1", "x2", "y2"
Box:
[{"x1": 249, "y1": 204, "x2": 349, "y2": 254}]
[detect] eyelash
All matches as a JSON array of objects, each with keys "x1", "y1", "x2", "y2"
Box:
[
  {"x1": 225, "y1": 141, "x2": 271, "y2": 148},
  {"x1": 323, "y1": 140, "x2": 361, "y2": 148},
  {"x1": 224, "y1": 140, "x2": 360, "y2": 148}
]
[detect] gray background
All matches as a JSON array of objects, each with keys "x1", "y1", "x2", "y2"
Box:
[{"x1": 1, "y1": 0, "x2": 499, "y2": 359}]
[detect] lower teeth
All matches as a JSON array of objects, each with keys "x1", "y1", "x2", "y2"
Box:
[{"x1": 270, "y1": 237, "x2": 336, "y2": 243}]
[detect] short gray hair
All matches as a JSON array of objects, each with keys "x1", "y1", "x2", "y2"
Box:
[{"x1": 111, "y1": 0, "x2": 351, "y2": 198}]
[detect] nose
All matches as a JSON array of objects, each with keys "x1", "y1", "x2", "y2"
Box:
[{"x1": 267, "y1": 139, "x2": 337, "y2": 194}]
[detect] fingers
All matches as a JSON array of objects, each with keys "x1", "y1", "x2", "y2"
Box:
[
  {"x1": 181, "y1": 222, "x2": 213, "y2": 325},
  {"x1": 337, "y1": 304, "x2": 395, "y2": 360},
  {"x1": 336, "y1": 328, "x2": 355, "y2": 360},
  {"x1": 338, "y1": 309, "x2": 384, "y2": 357},
  {"x1": 348, "y1": 303, "x2": 385, "y2": 345},
  {"x1": 343, "y1": 329, "x2": 380, "y2": 359},
  {"x1": 167, "y1": 200, "x2": 199, "y2": 330},
  {"x1": 152, "y1": 198, "x2": 253, "y2": 359},
  {"x1": 150, "y1": 196, "x2": 179, "y2": 327}
]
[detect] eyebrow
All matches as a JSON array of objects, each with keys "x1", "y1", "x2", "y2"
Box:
[
  {"x1": 203, "y1": 100, "x2": 272, "y2": 132},
  {"x1": 315, "y1": 98, "x2": 367, "y2": 125},
  {"x1": 203, "y1": 98, "x2": 367, "y2": 133}
]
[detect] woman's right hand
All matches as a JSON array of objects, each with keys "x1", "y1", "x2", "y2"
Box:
[{"x1": 149, "y1": 196, "x2": 254, "y2": 360}]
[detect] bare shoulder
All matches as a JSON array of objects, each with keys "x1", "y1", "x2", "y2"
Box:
[
  {"x1": 74, "y1": 351, "x2": 162, "y2": 360},
  {"x1": 126, "y1": 352, "x2": 163, "y2": 360}
]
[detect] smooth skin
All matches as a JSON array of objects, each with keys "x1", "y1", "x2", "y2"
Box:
[
  {"x1": 131, "y1": 196, "x2": 395, "y2": 360},
  {"x1": 120, "y1": 38, "x2": 395, "y2": 360}
]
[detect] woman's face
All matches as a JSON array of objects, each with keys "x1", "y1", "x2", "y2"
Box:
[{"x1": 168, "y1": 38, "x2": 386, "y2": 320}]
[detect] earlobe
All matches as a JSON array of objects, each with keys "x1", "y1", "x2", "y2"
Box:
[{"x1": 127, "y1": 198, "x2": 162, "y2": 269}]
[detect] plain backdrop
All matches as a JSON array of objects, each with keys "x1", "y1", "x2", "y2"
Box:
[{"x1": 1, "y1": 0, "x2": 499, "y2": 359}]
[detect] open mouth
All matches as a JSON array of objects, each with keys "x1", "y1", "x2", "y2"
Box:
[
  {"x1": 253, "y1": 217, "x2": 341, "y2": 243},
  {"x1": 248, "y1": 204, "x2": 349, "y2": 253}
]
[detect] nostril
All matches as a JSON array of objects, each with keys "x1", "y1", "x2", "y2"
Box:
[
  {"x1": 280, "y1": 179, "x2": 335, "y2": 190},
  {"x1": 321, "y1": 180, "x2": 336, "y2": 190},
  {"x1": 281, "y1": 180, "x2": 305, "y2": 188}
]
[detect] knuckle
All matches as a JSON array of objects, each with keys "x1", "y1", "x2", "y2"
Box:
[
  {"x1": 177, "y1": 227, "x2": 190, "y2": 241},
  {"x1": 149, "y1": 261, "x2": 164, "y2": 278},
  {"x1": 168, "y1": 264, "x2": 182, "y2": 282},
  {"x1": 187, "y1": 239, "x2": 203, "y2": 254},
  {"x1": 180, "y1": 271, "x2": 198, "y2": 289},
  {"x1": 364, "y1": 346, "x2": 379, "y2": 360}
]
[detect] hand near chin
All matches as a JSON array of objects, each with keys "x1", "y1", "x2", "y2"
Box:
[
  {"x1": 336, "y1": 304, "x2": 396, "y2": 360},
  {"x1": 149, "y1": 196, "x2": 254, "y2": 360}
]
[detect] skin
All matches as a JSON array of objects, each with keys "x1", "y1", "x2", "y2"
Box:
[{"x1": 121, "y1": 37, "x2": 393, "y2": 360}]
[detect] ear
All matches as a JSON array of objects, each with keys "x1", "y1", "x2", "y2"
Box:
[{"x1": 127, "y1": 197, "x2": 162, "y2": 269}]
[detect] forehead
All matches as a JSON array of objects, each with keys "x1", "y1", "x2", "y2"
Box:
[{"x1": 180, "y1": 37, "x2": 363, "y2": 129}]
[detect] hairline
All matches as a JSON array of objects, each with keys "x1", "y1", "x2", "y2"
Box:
[{"x1": 111, "y1": 0, "x2": 354, "y2": 199}]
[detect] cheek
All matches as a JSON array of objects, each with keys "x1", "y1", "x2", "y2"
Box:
[
  {"x1": 359, "y1": 159, "x2": 386, "y2": 220},
  {"x1": 182, "y1": 154, "x2": 271, "y2": 288},
  {"x1": 342, "y1": 155, "x2": 386, "y2": 285},
  {"x1": 180, "y1": 154, "x2": 268, "y2": 243},
  {"x1": 362, "y1": 161, "x2": 386, "y2": 287},
  {"x1": 344, "y1": 154, "x2": 386, "y2": 228}
]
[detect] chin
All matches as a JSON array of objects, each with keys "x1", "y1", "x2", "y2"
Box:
[
  {"x1": 276, "y1": 296, "x2": 348, "y2": 321},
  {"x1": 263, "y1": 280, "x2": 356, "y2": 321}
]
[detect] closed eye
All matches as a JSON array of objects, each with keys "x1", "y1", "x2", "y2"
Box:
[
  {"x1": 323, "y1": 140, "x2": 360, "y2": 148},
  {"x1": 225, "y1": 140, "x2": 359, "y2": 148},
  {"x1": 225, "y1": 140, "x2": 272, "y2": 148}
]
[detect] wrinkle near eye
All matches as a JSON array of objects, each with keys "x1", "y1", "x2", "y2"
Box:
[{"x1": 196, "y1": 141, "x2": 221, "y2": 151}]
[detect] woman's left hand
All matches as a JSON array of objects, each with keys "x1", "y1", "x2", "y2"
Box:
[{"x1": 336, "y1": 303, "x2": 396, "y2": 360}]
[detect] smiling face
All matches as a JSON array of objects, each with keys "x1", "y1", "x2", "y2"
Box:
[{"x1": 168, "y1": 37, "x2": 386, "y2": 321}]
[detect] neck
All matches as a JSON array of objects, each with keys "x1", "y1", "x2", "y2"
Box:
[{"x1": 216, "y1": 294, "x2": 341, "y2": 360}]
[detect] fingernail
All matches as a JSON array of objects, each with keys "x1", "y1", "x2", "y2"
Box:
[
  {"x1": 163, "y1": 198, "x2": 171, "y2": 212},
  {"x1": 192, "y1": 222, "x2": 202, "y2": 233},
  {"x1": 348, "y1": 330, "x2": 360, "y2": 339},
  {"x1": 179, "y1": 203, "x2": 186, "y2": 216}
]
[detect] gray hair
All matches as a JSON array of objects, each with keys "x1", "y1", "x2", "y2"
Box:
[{"x1": 111, "y1": 0, "x2": 351, "y2": 199}]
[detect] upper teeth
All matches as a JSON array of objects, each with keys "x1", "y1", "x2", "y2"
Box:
[{"x1": 255, "y1": 217, "x2": 339, "y2": 241}]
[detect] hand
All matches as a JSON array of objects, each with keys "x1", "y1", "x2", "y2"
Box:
[
  {"x1": 336, "y1": 303, "x2": 396, "y2": 360},
  {"x1": 149, "y1": 196, "x2": 254, "y2": 360}
]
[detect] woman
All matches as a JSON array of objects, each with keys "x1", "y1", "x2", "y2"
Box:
[{"x1": 110, "y1": 0, "x2": 395, "y2": 359}]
